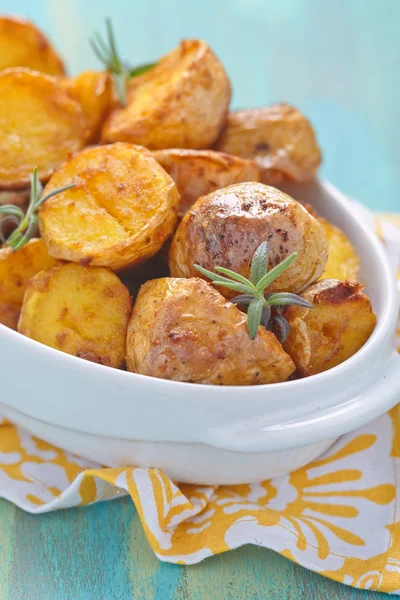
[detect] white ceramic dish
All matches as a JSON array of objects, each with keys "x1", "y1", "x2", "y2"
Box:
[{"x1": 0, "y1": 180, "x2": 399, "y2": 485}]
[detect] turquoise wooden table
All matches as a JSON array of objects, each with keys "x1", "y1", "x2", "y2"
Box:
[{"x1": 0, "y1": 0, "x2": 399, "y2": 598}]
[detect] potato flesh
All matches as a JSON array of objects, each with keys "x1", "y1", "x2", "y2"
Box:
[
  {"x1": 39, "y1": 143, "x2": 180, "y2": 270},
  {"x1": 169, "y1": 182, "x2": 328, "y2": 297},
  {"x1": 214, "y1": 104, "x2": 321, "y2": 184},
  {"x1": 0, "y1": 69, "x2": 84, "y2": 188},
  {"x1": 18, "y1": 263, "x2": 132, "y2": 368},
  {"x1": 318, "y1": 217, "x2": 360, "y2": 281},
  {"x1": 102, "y1": 39, "x2": 231, "y2": 149},
  {"x1": 127, "y1": 277, "x2": 295, "y2": 385},
  {"x1": 61, "y1": 70, "x2": 112, "y2": 144},
  {"x1": 0, "y1": 239, "x2": 55, "y2": 330},
  {"x1": 152, "y1": 149, "x2": 259, "y2": 216},
  {"x1": 0, "y1": 16, "x2": 64, "y2": 75},
  {"x1": 283, "y1": 279, "x2": 376, "y2": 376}
]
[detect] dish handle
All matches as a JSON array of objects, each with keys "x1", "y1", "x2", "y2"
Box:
[{"x1": 203, "y1": 351, "x2": 400, "y2": 454}]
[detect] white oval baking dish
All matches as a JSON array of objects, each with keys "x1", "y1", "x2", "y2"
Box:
[{"x1": 0, "y1": 180, "x2": 399, "y2": 485}]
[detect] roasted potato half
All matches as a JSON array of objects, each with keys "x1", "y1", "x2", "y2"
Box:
[
  {"x1": 0, "y1": 68, "x2": 85, "y2": 189},
  {"x1": 283, "y1": 279, "x2": 376, "y2": 376},
  {"x1": 0, "y1": 238, "x2": 55, "y2": 330},
  {"x1": 18, "y1": 262, "x2": 132, "y2": 368},
  {"x1": 102, "y1": 39, "x2": 231, "y2": 149},
  {"x1": 127, "y1": 277, "x2": 295, "y2": 385},
  {"x1": 318, "y1": 216, "x2": 360, "y2": 281},
  {"x1": 169, "y1": 182, "x2": 328, "y2": 297},
  {"x1": 39, "y1": 143, "x2": 179, "y2": 270},
  {"x1": 214, "y1": 104, "x2": 321, "y2": 185},
  {"x1": 152, "y1": 149, "x2": 259, "y2": 216},
  {"x1": 0, "y1": 16, "x2": 65, "y2": 75},
  {"x1": 61, "y1": 70, "x2": 112, "y2": 144}
]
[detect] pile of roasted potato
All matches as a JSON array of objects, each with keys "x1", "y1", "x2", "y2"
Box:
[{"x1": 0, "y1": 16, "x2": 376, "y2": 385}]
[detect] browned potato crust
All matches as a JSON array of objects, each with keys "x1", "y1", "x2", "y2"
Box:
[
  {"x1": 152, "y1": 149, "x2": 259, "y2": 216},
  {"x1": 0, "y1": 238, "x2": 55, "y2": 330},
  {"x1": 18, "y1": 262, "x2": 132, "y2": 368},
  {"x1": 169, "y1": 182, "x2": 328, "y2": 297},
  {"x1": 39, "y1": 143, "x2": 180, "y2": 270},
  {"x1": 214, "y1": 104, "x2": 321, "y2": 184},
  {"x1": 61, "y1": 70, "x2": 112, "y2": 144},
  {"x1": 101, "y1": 39, "x2": 231, "y2": 149},
  {"x1": 127, "y1": 277, "x2": 295, "y2": 385},
  {"x1": 283, "y1": 279, "x2": 376, "y2": 376},
  {"x1": 0, "y1": 16, "x2": 65, "y2": 75},
  {"x1": 0, "y1": 68, "x2": 85, "y2": 189}
]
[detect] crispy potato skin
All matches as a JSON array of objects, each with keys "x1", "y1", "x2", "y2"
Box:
[
  {"x1": 101, "y1": 39, "x2": 231, "y2": 149},
  {"x1": 152, "y1": 149, "x2": 259, "y2": 216},
  {"x1": 318, "y1": 216, "x2": 360, "y2": 281},
  {"x1": 169, "y1": 182, "x2": 328, "y2": 297},
  {"x1": 18, "y1": 262, "x2": 132, "y2": 368},
  {"x1": 0, "y1": 239, "x2": 55, "y2": 330},
  {"x1": 0, "y1": 68, "x2": 85, "y2": 189},
  {"x1": 214, "y1": 104, "x2": 321, "y2": 184},
  {"x1": 0, "y1": 16, "x2": 65, "y2": 75},
  {"x1": 61, "y1": 70, "x2": 112, "y2": 144},
  {"x1": 127, "y1": 277, "x2": 295, "y2": 385},
  {"x1": 39, "y1": 143, "x2": 179, "y2": 270},
  {"x1": 283, "y1": 279, "x2": 376, "y2": 376}
]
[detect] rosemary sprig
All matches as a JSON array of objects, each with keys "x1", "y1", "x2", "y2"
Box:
[
  {"x1": 0, "y1": 167, "x2": 75, "y2": 251},
  {"x1": 90, "y1": 18, "x2": 157, "y2": 106},
  {"x1": 194, "y1": 241, "x2": 313, "y2": 341}
]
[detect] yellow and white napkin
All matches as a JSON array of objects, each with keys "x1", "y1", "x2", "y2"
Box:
[{"x1": 0, "y1": 213, "x2": 399, "y2": 595}]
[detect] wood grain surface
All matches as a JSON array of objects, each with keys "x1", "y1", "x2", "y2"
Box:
[{"x1": 0, "y1": 498, "x2": 392, "y2": 599}]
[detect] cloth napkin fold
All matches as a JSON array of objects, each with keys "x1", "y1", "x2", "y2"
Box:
[{"x1": 0, "y1": 212, "x2": 399, "y2": 595}]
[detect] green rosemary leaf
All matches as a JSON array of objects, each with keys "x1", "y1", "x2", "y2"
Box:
[
  {"x1": 273, "y1": 315, "x2": 291, "y2": 343},
  {"x1": 247, "y1": 297, "x2": 265, "y2": 339},
  {"x1": 214, "y1": 266, "x2": 255, "y2": 289},
  {"x1": 230, "y1": 294, "x2": 254, "y2": 307},
  {"x1": 36, "y1": 183, "x2": 76, "y2": 209},
  {"x1": 129, "y1": 62, "x2": 157, "y2": 78},
  {"x1": 0, "y1": 205, "x2": 25, "y2": 219},
  {"x1": 266, "y1": 292, "x2": 313, "y2": 309},
  {"x1": 255, "y1": 252, "x2": 297, "y2": 294},
  {"x1": 250, "y1": 241, "x2": 269, "y2": 286},
  {"x1": 210, "y1": 279, "x2": 255, "y2": 295}
]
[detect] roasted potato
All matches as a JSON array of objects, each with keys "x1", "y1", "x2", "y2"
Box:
[
  {"x1": 101, "y1": 39, "x2": 231, "y2": 149},
  {"x1": 61, "y1": 70, "x2": 112, "y2": 144},
  {"x1": 18, "y1": 262, "x2": 132, "y2": 368},
  {"x1": 0, "y1": 189, "x2": 29, "y2": 207},
  {"x1": 169, "y1": 182, "x2": 328, "y2": 297},
  {"x1": 0, "y1": 238, "x2": 55, "y2": 330},
  {"x1": 318, "y1": 216, "x2": 360, "y2": 281},
  {"x1": 127, "y1": 277, "x2": 295, "y2": 385},
  {"x1": 214, "y1": 104, "x2": 321, "y2": 184},
  {"x1": 0, "y1": 68, "x2": 85, "y2": 189},
  {"x1": 152, "y1": 149, "x2": 259, "y2": 216},
  {"x1": 39, "y1": 143, "x2": 179, "y2": 270},
  {"x1": 0, "y1": 16, "x2": 65, "y2": 75},
  {"x1": 283, "y1": 279, "x2": 376, "y2": 376}
]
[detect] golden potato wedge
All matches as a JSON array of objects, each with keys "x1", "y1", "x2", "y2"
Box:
[
  {"x1": 0, "y1": 238, "x2": 55, "y2": 330},
  {"x1": 18, "y1": 262, "x2": 132, "y2": 368},
  {"x1": 101, "y1": 39, "x2": 231, "y2": 149},
  {"x1": 0, "y1": 189, "x2": 29, "y2": 207},
  {"x1": 0, "y1": 68, "x2": 85, "y2": 189},
  {"x1": 283, "y1": 279, "x2": 376, "y2": 376},
  {"x1": 0, "y1": 16, "x2": 65, "y2": 75},
  {"x1": 214, "y1": 104, "x2": 321, "y2": 184},
  {"x1": 169, "y1": 182, "x2": 328, "y2": 297},
  {"x1": 39, "y1": 143, "x2": 179, "y2": 270},
  {"x1": 61, "y1": 70, "x2": 112, "y2": 144},
  {"x1": 127, "y1": 277, "x2": 295, "y2": 385},
  {"x1": 152, "y1": 149, "x2": 259, "y2": 216},
  {"x1": 318, "y1": 216, "x2": 360, "y2": 281}
]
